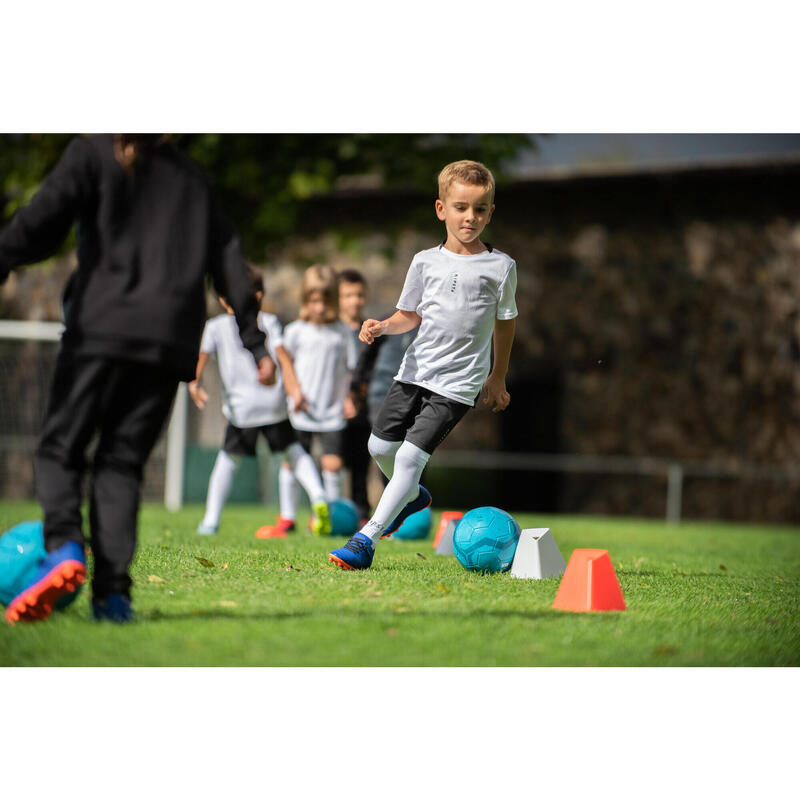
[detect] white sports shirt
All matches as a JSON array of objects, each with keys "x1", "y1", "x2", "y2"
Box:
[
  {"x1": 199, "y1": 312, "x2": 288, "y2": 427},
  {"x1": 394, "y1": 244, "x2": 518, "y2": 406},
  {"x1": 282, "y1": 319, "x2": 357, "y2": 432}
]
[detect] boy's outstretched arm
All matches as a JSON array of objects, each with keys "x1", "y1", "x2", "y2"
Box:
[
  {"x1": 188, "y1": 352, "x2": 211, "y2": 409},
  {"x1": 483, "y1": 318, "x2": 515, "y2": 412},
  {"x1": 359, "y1": 309, "x2": 421, "y2": 344}
]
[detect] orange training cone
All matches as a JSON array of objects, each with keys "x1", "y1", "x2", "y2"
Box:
[
  {"x1": 433, "y1": 511, "x2": 463, "y2": 548},
  {"x1": 552, "y1": 549, "x2": 626, "y2": 612}
]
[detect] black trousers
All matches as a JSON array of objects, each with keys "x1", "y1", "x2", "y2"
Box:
[
  {"x1": 342, "y1": 420, "x2": 372, "y2": 520},
  {"x1": 34, "y1": 350, "x2": 179, "y2": 599}
]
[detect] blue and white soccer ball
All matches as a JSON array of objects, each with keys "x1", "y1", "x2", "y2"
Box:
[{"x1": 453, "y1": 507, "x2": 521, "y2": 573}]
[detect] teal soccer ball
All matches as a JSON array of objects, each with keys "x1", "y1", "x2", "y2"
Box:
[
  {"x1": 453, "y1": 507, "x2": 521, "y2": 573},
  {"x1": 328, "y1": 498, "x2": 361, "y2": 536},
  {"x1": 392, "y1": 506, "x2": 432, "y2": 540}
]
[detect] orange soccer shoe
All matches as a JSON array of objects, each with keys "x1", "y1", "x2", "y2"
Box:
[
  {"x1": 5, "y1": 541, "x2": 86, "y2": 625},
  {"x1": 255, "y1": 517, "x2": 296, "y2": 539}
]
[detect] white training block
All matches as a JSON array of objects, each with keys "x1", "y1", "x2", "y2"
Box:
[
  {"x1": 434, "y1": 519, "x2": 458, "y2": 555},
  {"x1": 510, "y1": 528, "x2": 566, "y2": 580}
]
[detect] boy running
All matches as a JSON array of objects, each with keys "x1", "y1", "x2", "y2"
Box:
[{"x1": 329, "y1": 160, "x2": 517, "y2": 570}]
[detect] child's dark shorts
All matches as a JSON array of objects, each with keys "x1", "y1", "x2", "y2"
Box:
[
  {"x1": 294, "y1": 428, "x2": 345, "y2": 458},
  {"x1": 223, "y1": 419, "x2": 297, "y2": 457},
  {"x1": 372, "y1": 380, "x2": 472, "y2": 455}
]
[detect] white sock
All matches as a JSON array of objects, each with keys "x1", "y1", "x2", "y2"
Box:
[
  {"x1": 368, "y1": 433, "x2": 401, "y2": 480},
  {"x1": 279, "y1": 466, "x2": 298, "y2": 521},
  {"x1": 323, "y1": 469, "x2": 341, "y2": 501},
  {"x1": 284, "y1": 441, "x2": 326, "y2": 505},
  {"x1": 359, "y1": 440, "x2": 430, "y2": 544},
  {"x1": 201, "y1": 450, "x2": 238, "y2": 528}
]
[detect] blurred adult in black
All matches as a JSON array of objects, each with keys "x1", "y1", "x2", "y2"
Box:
[{"x1": 0, "y1": 134, "x2": 274, "y2": 623}]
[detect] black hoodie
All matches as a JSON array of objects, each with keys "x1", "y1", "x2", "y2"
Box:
[{"x1": 0, "y1": 134, "x2": 267, "y2": 380}]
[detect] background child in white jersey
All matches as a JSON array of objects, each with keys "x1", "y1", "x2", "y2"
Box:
[
  {"x1": 329, "y1": 160, "x2": 517, "y2": 570},
  {"x1": 338, "y1": 269, "x2": 372, "y2": 524},
  {"x1": 279, "y1": 266, "x2": 358, "y2": 532},
  {"x1": 189, "y1": 268, "x2": 331, "y2": 538}
]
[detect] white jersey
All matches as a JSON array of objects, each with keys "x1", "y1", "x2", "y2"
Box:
[
  {"x1": 282, "y1": 319, "x2": 357, "y2": 432},
  {"x1": 394, "y1": 244, "x2": 518, "y2": 406},
  {"x1": 199, "y1": 312, "x2": 288, "y2": 427}
]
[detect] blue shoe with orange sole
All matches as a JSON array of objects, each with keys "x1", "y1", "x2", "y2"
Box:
[
  {"x1": 329, "y1": 532, "x2": 375, "y2": 570},
  {"x1": 380, "y1": 485, "x2": 432, "y2": 539},
  {"x1": 4, "y1": 540, "x2": 86, "y2": 625}
]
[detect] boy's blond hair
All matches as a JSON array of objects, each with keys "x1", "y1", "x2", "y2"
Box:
[
  {"x1": 437, "y1": 160, "x2": 496, "y2": 201},
  {"x1": 299, "y1": 264, "x2": 339, "y2": 323}
]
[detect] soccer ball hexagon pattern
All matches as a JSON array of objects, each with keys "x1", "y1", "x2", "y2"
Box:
[{"x1": 453, "y1": 507, "x2": 521, "y2": 573}]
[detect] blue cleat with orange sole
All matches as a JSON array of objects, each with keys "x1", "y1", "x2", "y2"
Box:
[
  {"x1": 4, "y1": 540, "x2": 86, "y2": 625},
  {"x1": 380, "y1": 485, "x2": 432, "y2": 539},
  {"x1": 329, "y1": 532, "x2": 375, "y2": 570}
]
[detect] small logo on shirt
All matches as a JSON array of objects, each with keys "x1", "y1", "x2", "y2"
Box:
[{"x1": 449, "y1": 272, "x2": 459, "y2": 292}]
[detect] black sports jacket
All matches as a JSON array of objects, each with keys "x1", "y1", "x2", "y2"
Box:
[{"x1": 0, "y1": 135, "x2": 266, "y2": 380}]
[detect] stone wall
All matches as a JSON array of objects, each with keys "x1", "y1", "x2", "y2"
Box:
[{"x1": 3, "y1": 162, "x2": 800, "y2": 521}]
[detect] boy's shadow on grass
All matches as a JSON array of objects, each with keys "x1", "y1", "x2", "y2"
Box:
[
  {"x1": 617, "y1": 570, "x2": 733, "y2": 578},
  {"x1": 142, "y1": 607, "x2": 599, "y2": 624}
]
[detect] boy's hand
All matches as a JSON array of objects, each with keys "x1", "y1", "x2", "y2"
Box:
[
  {"x1": 257, "y1": 355, "x2": 277, "y2": 386},
  {"x1": 188, "y1": 380, "x2": 209, "y2": 410},
  {"x1": 359, "y1": 318, "x2": 386, "y2": 344},
  {"x1": 482, "y1": 374, "x2": 510, "y2": 413},
  {"x1": 343, "y1": 394, "x2": 358, "y2": 420}
]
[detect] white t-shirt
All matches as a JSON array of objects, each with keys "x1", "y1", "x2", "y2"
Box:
[
  {"x1": 282, "y1": 319, "x2": 357, "y2": 432},
  {"x1": 199, "y1": 312, "x2": 288, "y2": 427},
  {"x1": 394, "y1": 244, "x2": 518, "y2": 405}
]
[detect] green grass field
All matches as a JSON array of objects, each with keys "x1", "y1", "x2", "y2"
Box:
[{"x1": 1, "y1": 500, "x2": 798, "y2": 666}]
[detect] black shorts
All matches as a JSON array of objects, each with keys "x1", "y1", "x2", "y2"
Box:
[
  {"x1": 294, "y1": 428, "x2": 345, "y2": 458},
  {"x1": 372, "y1": 380, "x2": 471, "y2": 454},
  {"x1": 223, "y1": 419, "x2": 297, "y2": 457}
]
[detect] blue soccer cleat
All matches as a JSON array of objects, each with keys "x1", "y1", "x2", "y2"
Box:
[
  {"x1": 92, "y1": 593, "x2": 134, "y2": 623},
  {"x1": 4, "y1": 540, "x2": 86, "y2": 625},
  {"x1": 329, "y1": 532, "x2": 375, "y2": 570},
  {"x1": 381, "y1": 485, "x2": 432, "y2": 539}
]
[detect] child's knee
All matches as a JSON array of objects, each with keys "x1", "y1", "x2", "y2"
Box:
[
  {"x1": 368, "y1": 433, "x2": 400, "y2": 459},
  {"x1": 394, "y1": 440, "x2": 430, "y2": 471},
  {"x1": 221, "y1": 450, "x2": 242, "y2": 470},
  {"x1": 321, "y1": 454, "x2": 342, "y2": 472}
]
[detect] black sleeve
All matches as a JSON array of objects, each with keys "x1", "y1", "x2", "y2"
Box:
[
  {"x1": 206, "y1": 198, "x2": 267, "y2": 365},
  {"x1": 0, "y1": 137, "x2": 95, "y2": 282},
  {"x1": 350, "y1": 335, "x2": 386, "y2": 391}
]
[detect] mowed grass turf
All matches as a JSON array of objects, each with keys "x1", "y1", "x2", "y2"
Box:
[{"x1": 1, "y1": 500, "x2": 798, "y2": 666}]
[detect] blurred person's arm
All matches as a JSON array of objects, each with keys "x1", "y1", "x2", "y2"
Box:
[
  {"x1": 206, "y1": 200, "x2": 274, "y2": 384},
  {"x1": 0, "y1": 137, "x2": 95, "y2": 282},
  {"x1": 275, "y1": 344, "x2": 308, "y2": 413},
  {"x1": 188, "y1": 352, "x2": 211, "y2": 410}
]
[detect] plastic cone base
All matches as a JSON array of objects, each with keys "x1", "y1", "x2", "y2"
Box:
[
  {"x1": 510, "y1": 528, "x2": 566, "y2": 579},
  {"x1": 433, "y1": 512, "x2": 463, "y2": 549},
  {"x1": 552, "y1": 549, "x2": 626, "y2": 612}
]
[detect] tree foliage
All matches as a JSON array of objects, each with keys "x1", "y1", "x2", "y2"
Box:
[{"x1": 1, "y1": 133, "x2": 535, "y2": 258}]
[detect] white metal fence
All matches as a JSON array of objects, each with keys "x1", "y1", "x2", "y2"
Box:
[{"x1": 3, "y1": 319, "x2": 800, "y2": 522}]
